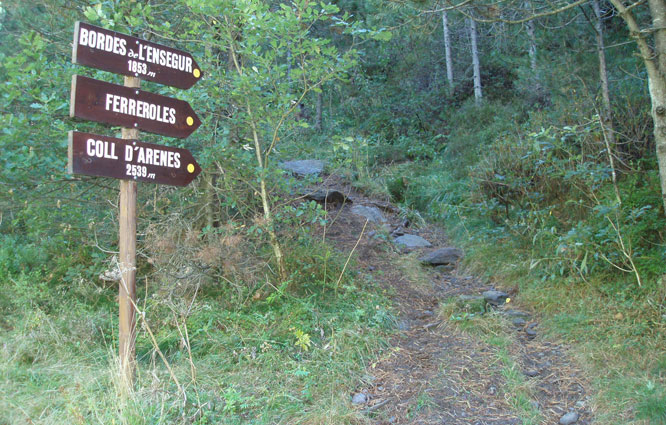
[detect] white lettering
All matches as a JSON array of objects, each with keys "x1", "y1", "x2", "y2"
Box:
[
  {"x1": 94, "y1": 140, "x2": 103, "y2": 158},
  {"x1": 148, "y1": 104, "x2": 157, "y2": 121},
  {"x1": 125, "y1": 145, "x2": 133, "y2": 161},
  {"x1": 106, "y1": 142, "x2": 118, "y2": 159},
  {"x1": 86, "y1": 138, "x2": 95, "y2": 156},
  {"x1": 95, "y1": 32, "x2": 105, "y2": 50},
  {"x1": 79, "y1": 27, "x2": 89, "y2": 47},
  {"x1": 87, "y1": 30, "x2": 97, "y2": 48}
]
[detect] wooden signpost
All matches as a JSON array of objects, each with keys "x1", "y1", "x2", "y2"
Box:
[
  {"x1": 71, "y1": 75, "x2": 201, "y2": 138},
  {"x1": 73, "y1": 21, "x2": 203, "y2": 89},
  {"x1": 68, "y1": 22, "x2": 202, "y2": 388},
  {"x1": 68, "y1": 131, "x2": 201, "y2": 186}
]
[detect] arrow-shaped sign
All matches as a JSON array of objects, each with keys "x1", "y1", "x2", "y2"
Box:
[
  {"x1": 70, "y1": 75, "x2": 201, "y2": 139},
  {"x1": 68, "y1": 131, "x2": 201, "y2": 186},
  {"x1": 73, "y1": 21, "x2": 202, "y2": 90}
]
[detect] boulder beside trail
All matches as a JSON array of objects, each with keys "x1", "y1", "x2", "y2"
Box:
[
  {"x1": 419, "y1": 247, "x2": 462, "y2": 266},
  {"x1": 483, "y1": 290, "x2": 509, "y2": 306},
  {"x1": 304, "y1": 189, "x2": 348, "y2": 204},
  {"x1": 279, "y1": 160, "x2": 324, "y2": 176},
  {"x1": 350, "y1": 205, "x2": 386, "y2": 223}
]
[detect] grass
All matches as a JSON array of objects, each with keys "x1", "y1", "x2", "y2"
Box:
[
  {"x1": 441, "y1": 229, "x2": 666, "y2": 425},
  {"x1": 0, "y1": 236, "x2": 393, "y2": 425},
  {"x1": 438, "y1": 299, "x2": 543, "y2": 425}
]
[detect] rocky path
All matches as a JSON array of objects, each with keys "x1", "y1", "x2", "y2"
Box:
[{"x1": 287, "y1": 164, "x2": 594, "y2": 425}]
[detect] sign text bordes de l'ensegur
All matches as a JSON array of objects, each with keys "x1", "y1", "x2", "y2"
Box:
[{"x1": 73, "y1": 21, "x2": 202, "y2": 90}]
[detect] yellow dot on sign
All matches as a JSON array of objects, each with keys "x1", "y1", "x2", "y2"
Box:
[
  {"x1": 187, "y1": 164, "x2": 195, "y2": 173},
  {"x1": 186, "y1": 116, "x2": 194, "y2": 126},
  {"x1": 193, "y1": 68, "x2": 201, "y2": 78}
]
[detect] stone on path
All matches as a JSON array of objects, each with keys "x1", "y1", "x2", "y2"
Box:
[
  {"x1": 393, "y1": 234, "x2": 432, "y2": 248},
  {"x1": 304, "y1": 189, "x2": 348, "y2": 204},
  {"x1": 512, "y1": 317, "x2": 526, "y2": 327},
  {"x1": 559, "y1": 411, "x2": 579, "y2": 425},
  {"x1": 419, "y1": 247, "x2": 462, "y2": 266},
  {"x1": 483, "y1": 290, "x2": 509, "y2": 306},
  {"x1": 279, "y1": 159, "x2": 324, "y2": 176},
  {"x1": 350, "y1": 205, "x2": 386, "y2": 223},
  {"x1": 459, "y1": 295, "x2": 484, "y2": 302},
  {"x1": 351, "y1": 392, "x2": 367, "y2": 405},
  {"x1": 504, "y1": 309, "x2": 530, "y2": 319}
]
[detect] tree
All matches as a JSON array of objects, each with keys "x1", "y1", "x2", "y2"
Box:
[
  {"x1": 591, "y1": 0, "x2": 617, "y2": 150},
  {"x1": 607, "y1": 0, "x2": 666, "y2": 212},
  {"x1": 469, "y1": 16, "x2": 483, "y2": 104},
  {"x1": 186, "y1": 0, "x2": 362, "y2": 279},
  {"x1": 442, "y1": 8, "x2": 454, "y2": 92}
]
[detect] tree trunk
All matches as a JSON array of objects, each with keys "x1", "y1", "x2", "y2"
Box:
[
  {"x1": 609, "y1": 0, "x2": 666, "y2": 212},
  {"x1": 443, "y1": 9, "x2": 454, "y2": 93},
  {"x1": 315, "y1": 90, "x2": 322, "y2": 131},
  {"x1": 248, "y1": 103, "x2": 287, "y2": 280},
  {"x1": 592, "y1": 0, "x2": 617, "y2": 150},
  {"x1": 648, "y1": 0, "x2": 666, "y2": 213},
  {"x1": 526, "y1": 18, "x2": 537, "y2": 74},
  {"x1": 469, "y1": 17, "x2": 483, "y2": 104}
]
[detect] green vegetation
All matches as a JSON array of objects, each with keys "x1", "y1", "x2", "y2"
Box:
[
  {"x1": 2, "y1": 0, "x2": 665, "y2": 424},
  {"x1": 1, "y1": 230, "x2": 394, "y2": 424}
]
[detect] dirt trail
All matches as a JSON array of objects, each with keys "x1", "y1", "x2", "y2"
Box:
[{"x1": 309, "y1": 175, "x2": 593, "y2": 425}]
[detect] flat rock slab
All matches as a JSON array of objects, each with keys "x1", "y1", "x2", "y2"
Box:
[
  {"x1": 419, "y1": 247, "x2": 462, "y2": 266},
  {"x1": 394, "y1": 234, "x2": 432, "y2": 248},
  {"x1": 350, "y1": 205, "x2": 387, "y2": 223},
  {"x1": 304, "y1": 189, "x2": 348, "y2": 204},
  {"x1": 459, "y1": 295, "x2": 484, "y2": 302},
  {"x1": 279, "y1": 160, "x2": 325, "y2": 176},
  {"x1": 503, "y1": 309, "x2": 530, "y2": 319}
]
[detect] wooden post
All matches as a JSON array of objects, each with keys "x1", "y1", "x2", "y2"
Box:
[{"x1": 119, "y1": 75, "x2": 140, "y2": 388}]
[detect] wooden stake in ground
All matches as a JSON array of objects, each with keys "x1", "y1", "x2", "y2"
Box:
[{"x1": 118, "y1": 75, "x2": 140, "y2": 387}]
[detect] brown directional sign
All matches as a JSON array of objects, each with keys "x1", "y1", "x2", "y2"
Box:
[
  {"x1": 68, "y1": 131, "x2": 201, "y2": 186},
  {"x1": 72, "y1": 21, "x2": 202, "y2": 89},
  {"x1": 70, "y1": 75, "x2": 201, "y2": 138}
]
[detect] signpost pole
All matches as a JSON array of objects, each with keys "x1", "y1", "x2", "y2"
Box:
[{"x1": 118, "y1": 75, "x2": 140, "y2": 389}]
